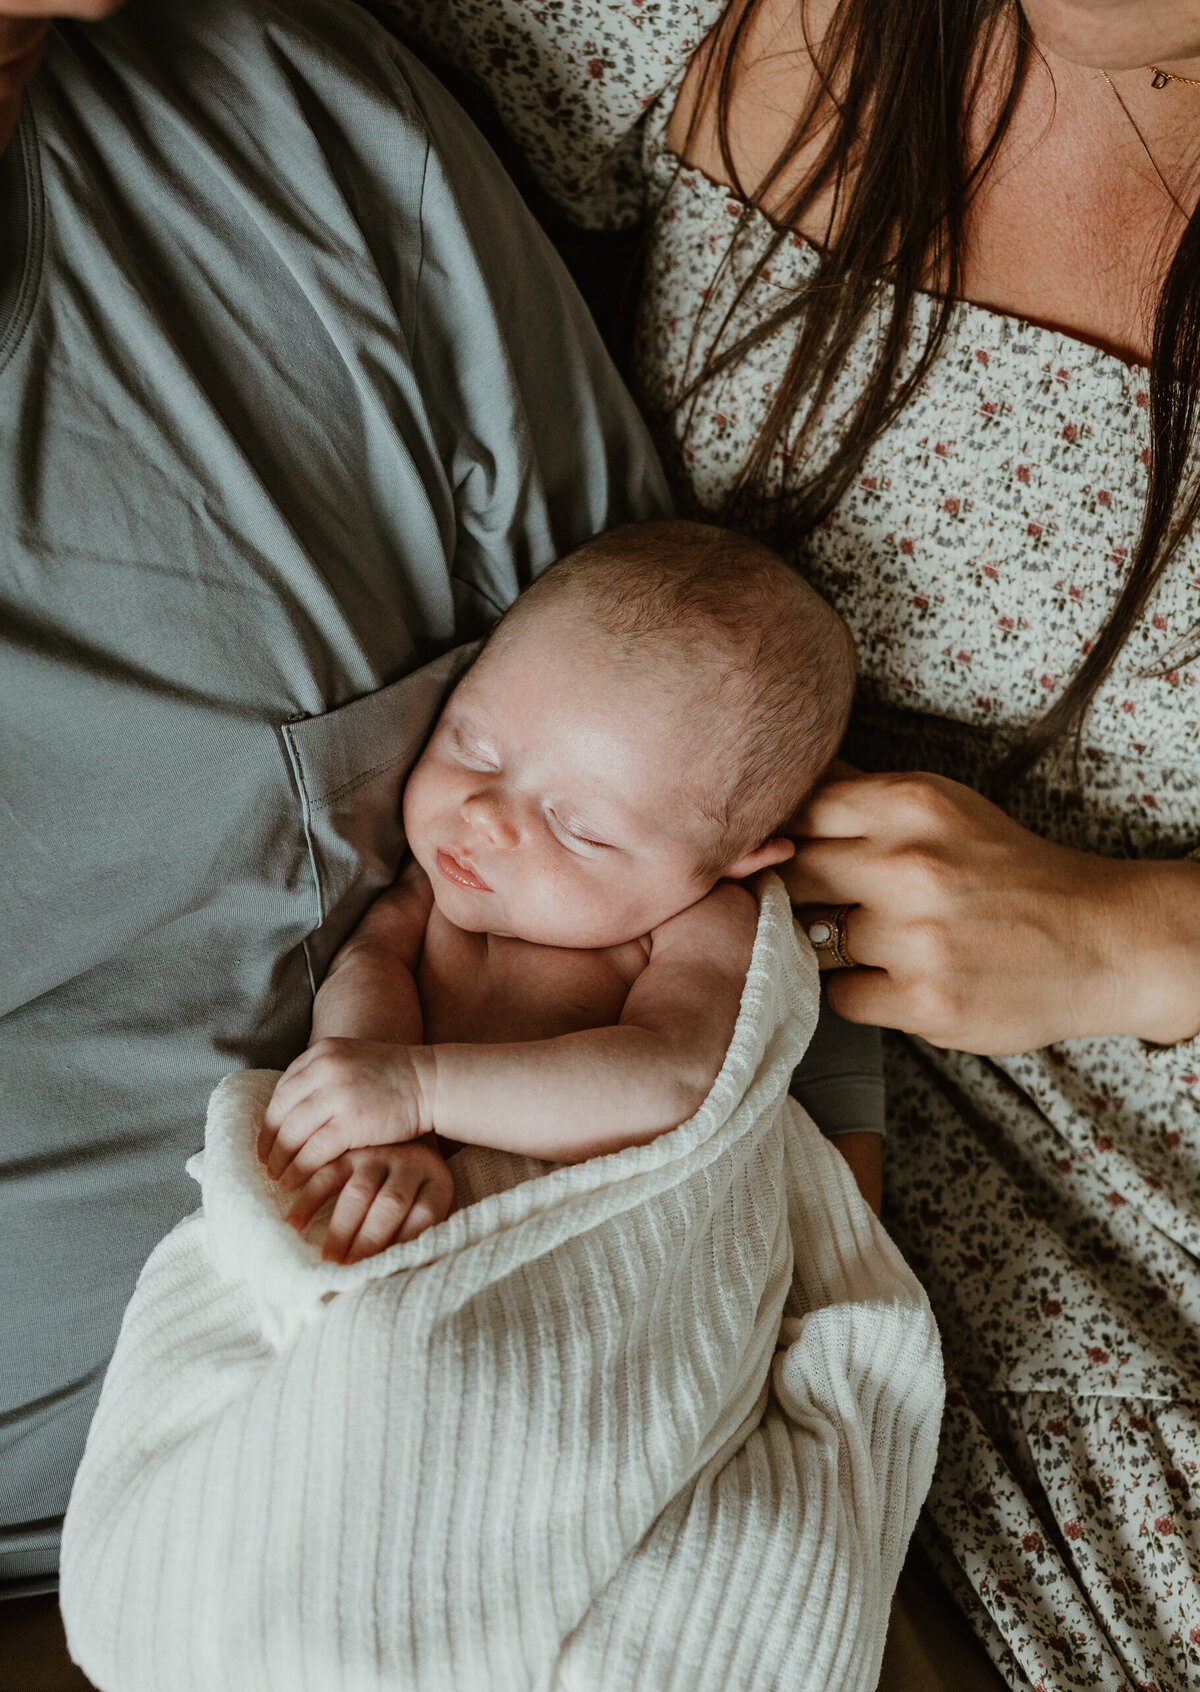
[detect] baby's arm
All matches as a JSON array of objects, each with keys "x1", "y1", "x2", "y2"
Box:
[
  {"x1": 261, "y1": 881, "x2": 756, "y2": 1182},
  {"x1": 259, "y1": 860, "x2": 454, "y2": 1260},
  {"x1": 427, "y1": 881, "x2": 756, "y2": 1160},
  {"x1": 307, "y1": 857, "x2": 433, "y2": 1043}
]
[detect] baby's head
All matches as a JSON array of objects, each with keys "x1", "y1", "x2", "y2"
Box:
[{"x1": 403, "y1": 520, "x2": 855, "y2": 947}]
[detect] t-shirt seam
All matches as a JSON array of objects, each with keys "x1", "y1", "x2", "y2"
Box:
[{"x1": 0, "y1": 104, "x2": 45, "y2": 378}]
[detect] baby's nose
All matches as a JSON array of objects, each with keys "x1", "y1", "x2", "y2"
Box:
[{"x1": 461, "y1": 792, "x2": 519, "y2": 850}]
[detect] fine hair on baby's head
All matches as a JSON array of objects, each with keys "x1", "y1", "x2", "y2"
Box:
[{"x1": 488, "y1": 519, "x2": 856, "y2": 876}]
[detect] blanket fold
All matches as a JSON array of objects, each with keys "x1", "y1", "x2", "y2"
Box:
[{"x1": 61, "y1": 876, "x2": 942, "y2": 1692}]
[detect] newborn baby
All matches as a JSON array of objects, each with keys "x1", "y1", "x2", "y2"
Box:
[{"x1": 258, "y1": 519, "x2": 857, "y2": 1261}]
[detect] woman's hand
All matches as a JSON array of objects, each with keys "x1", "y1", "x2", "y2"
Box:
[{"x1": 787, "y1": 769, "x2": 1200, "y2": 1056}]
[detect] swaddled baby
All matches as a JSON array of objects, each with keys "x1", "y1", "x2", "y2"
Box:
[{"x1": 258, "y1": 519, "x2": 858, "y2": 1261}]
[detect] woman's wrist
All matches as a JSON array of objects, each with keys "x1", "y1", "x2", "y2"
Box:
[{"x1": 1101, "y1": 857, "x2": 1200, "y2": 1046}]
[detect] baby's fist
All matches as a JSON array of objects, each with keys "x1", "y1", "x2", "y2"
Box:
[
  {"x1": 258, "y1": 1038, "x2": 432, "y2": 1189},
  {"x1": 285, "y1": 1140, "x2": 455, "y2": 1262}
]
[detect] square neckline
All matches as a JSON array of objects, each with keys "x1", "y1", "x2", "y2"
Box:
[{"x1": 642, "y1": 70, "x2": 1152, "y2": 383}]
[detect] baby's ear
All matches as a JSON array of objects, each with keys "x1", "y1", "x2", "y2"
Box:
[{"x1": 721, "y1": 837, "x2": 795, "y2": 882}]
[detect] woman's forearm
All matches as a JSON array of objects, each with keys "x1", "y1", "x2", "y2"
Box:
[{"x1": 1109, "y1": 857, "x2": 1200, "y2": 1046}]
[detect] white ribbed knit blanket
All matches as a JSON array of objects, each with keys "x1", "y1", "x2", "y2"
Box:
[{"x1": 61, "y1": 877, "x2": 942, "y2": 1692}]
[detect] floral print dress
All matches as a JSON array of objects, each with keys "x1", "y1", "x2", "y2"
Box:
[{"x1": 387, "y1": 4, "x2": 1200, "y2": 1686}]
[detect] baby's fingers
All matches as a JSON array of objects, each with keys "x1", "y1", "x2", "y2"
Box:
[
  {"x1": 258, "y1": 1068, "x2": 303, "y2": 1165},
  {"x1": 274, "y1": 1119, "x2": 356, "y2": 1190},
  {"x1": 397, "y1": 1160, "x2": 455, "y2": 1246},
  {"x1": 284, "y1": 1157, "x2": 353, "y2": 1234},
  {"x1": 262, "y1": 1086, "x2": 341, "y2": 1183},
  {"x1": 341, "y1": 1182, "x2": 417, "y2": 1263},
  {"x1": 322, "y1": 1163, "x2": 392, "y2": 1263}
]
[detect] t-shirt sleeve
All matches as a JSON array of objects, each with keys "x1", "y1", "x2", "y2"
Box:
[
  {"x1": 790, "y1": 1001, "x2": 885, "y2": 1138},
  {"x1": 375, "y1": 0, "x2": 726, "y2": 228}
]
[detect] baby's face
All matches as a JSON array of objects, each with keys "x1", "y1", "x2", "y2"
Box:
[{"x1": 402, "y1": 613, "x2": 723, "y2": 948}]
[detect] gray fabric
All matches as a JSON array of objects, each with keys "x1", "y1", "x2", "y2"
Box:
[
  {"x1": 0, "y1": 0, "x2": 668, "y2": 1587},
  {"x1": 791, "y1": 1003, "x2": 885, "y2": 1138}
]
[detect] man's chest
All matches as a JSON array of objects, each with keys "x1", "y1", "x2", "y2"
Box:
[{"x1": 417, "y1": 913, "x2": 646, "y2": 1044}]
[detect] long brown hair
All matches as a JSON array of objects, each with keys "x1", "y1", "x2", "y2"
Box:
[{"x1": 677, "y1": 0, "x2": 1200, "y2": 785}]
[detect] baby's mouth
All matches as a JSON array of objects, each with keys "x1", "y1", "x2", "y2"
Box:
[{"x1": 436, "y1": 848, "x2": 492, "y2": 893}]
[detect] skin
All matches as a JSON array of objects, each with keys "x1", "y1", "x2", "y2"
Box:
[
  {"x1": 399, "y1": 610, "x2": 785, "y2": 948},
  {"x1": 0, "y1": 9, "x2": 881, "y2": 1219},
  {"x1": 0, "y1": 3, "x2": 124, "y2": 155},
  {"x1": 257, "y1": 612, "x2": 825, "y2": 1260},
  {"x1": 670, "y1": 0, "x2": 1200, "y2": 1055}
]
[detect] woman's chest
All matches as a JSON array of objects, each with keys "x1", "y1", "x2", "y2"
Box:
[
  {"x1": 636, "y1": 181, "x2": 1200, "y2": 772},
  {"x1": 417, "y1": 916, "x2": 643, "y2": 1044}
]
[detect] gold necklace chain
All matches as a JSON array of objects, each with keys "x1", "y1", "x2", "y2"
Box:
[
  {"x1": 1150, "y1": 65, "x2": 1200, "y2": 88},
  {"x1": 1101, "y1": 70, "x2": 1189, "y2": 220}
]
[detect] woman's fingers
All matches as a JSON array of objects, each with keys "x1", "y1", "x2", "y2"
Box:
[
  {"x1": 792, "y1": 900, "x2": 901, "y2": 972},
  {"x1": 782, "y1": 836, "x2": 880, "y2": 907},
  {"x1": 791, "y1": 769, "x2": 960, "y2": 843}
]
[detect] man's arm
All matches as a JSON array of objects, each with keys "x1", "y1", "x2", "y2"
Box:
[
  {"x1": 790, "y1": 1004, "x2": 884, "y2": 1214},
  {"x1": 262, "y1": 882, "x2": 758, "y2": 1182}
]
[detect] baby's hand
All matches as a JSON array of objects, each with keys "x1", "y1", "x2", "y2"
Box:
[
  {"x1": 283, "y1": 1140, "x2": 454, "y2": 1262},
  {"x1": 258, "y1": 1038, "x2": 431, "y2": 1189}
]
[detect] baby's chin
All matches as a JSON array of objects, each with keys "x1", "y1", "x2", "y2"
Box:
[
  {"x1": 431, "y1": 886, "x2": 684, "y2": 951},
  {"x1": 431, "y1": 891, "x2": 603, "y2": 946}
]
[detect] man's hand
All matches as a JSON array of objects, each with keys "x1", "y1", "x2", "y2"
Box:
[
  {"x1": 283, "y1": 1140, "x2": 455, "y2": 1263},
  {"x1": 0, "y1": 5, "x2": 124, "y2": 155},
  {"x1": 258, "y1": 1037, "x2": 434, "y2": 1190}
]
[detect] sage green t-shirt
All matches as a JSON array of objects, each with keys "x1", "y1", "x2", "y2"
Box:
[{"x1": 0, "y1": 0, "x2": 668, "y2": 1589}]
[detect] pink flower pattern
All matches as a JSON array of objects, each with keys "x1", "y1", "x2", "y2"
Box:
[{"x1": 387, "y1": 2, "x2": 1200, "y2": 1684}]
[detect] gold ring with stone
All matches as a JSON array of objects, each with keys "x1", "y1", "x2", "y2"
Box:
[{"x1": 805, "y1": 905, "x2": 855, "y2": 968}]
